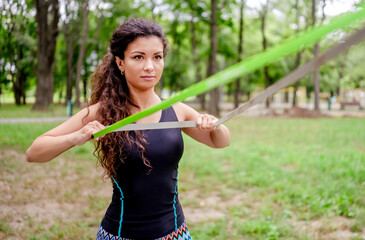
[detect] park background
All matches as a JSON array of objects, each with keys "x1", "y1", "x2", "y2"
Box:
[{"x1": 1, "y1": 0, "x2": 365, "y2": 239}]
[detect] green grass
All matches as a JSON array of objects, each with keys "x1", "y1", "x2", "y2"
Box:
[
  {"x1": 0, "y1": 110, "x2": 365, "y2": 239},
  {"x1": 180, "y1": 117, "x2": 365, "y2": 239},
  {"x1": 0, "y1": 103, "x2": 81, "y2": 118}
]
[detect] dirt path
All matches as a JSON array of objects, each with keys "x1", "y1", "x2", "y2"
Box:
[
  {"x1": 0, "y1": 116, "x2": 69, "y2": 124},
  {"x1": 1, "y1": 104, "x2": 364, "y2": 125}
]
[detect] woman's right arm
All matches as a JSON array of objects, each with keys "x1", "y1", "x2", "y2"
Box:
[{"x1": 26, "y1": 103, "x2": 105, "y2": 163}]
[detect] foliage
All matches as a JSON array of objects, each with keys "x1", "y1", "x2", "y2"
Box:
[
  {"x1": 0, "y1": 0, "x2": 364, "y2": 105},
  {"x1": 0, "y1": 0, "x2": 37, "y2": 104}
]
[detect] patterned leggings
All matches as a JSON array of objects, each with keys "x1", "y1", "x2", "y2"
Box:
[{"x1": 96, "y1": 220, "x2": 193, "y2": 240}]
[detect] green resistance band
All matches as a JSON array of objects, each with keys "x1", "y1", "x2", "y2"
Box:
[{"x1": 93, "y1": 5, "x2": 365, "y2": 138}]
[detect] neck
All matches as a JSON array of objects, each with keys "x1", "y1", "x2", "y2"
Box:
[{"x1": 129, "y1": 88, "x2": 160, "y2": 110}]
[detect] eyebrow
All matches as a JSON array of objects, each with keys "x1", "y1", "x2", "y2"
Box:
[{"x1": 130, "y1": 51, "x2": 163, "y2": 55}]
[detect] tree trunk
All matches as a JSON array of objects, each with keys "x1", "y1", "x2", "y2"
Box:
[
  {"x1": 312, "y1": 0, "x2": 320, "y2": 112},
  {"x1": 292, "y1": 52, "x2": 302, "y2": 106},
  {"x1": 14, "y1": 67, "x2": 27, "y2": 105},
  {"x1": 83, "y1": 16, "x2": 103, "y2": 102},
  {"x1": 74, "y1": 0, "x2": 89, "y2": 108},
  {"x1": 336, "y1": 52, "x2": 347, "y2": 97},
  {"x1": 20, "y1": 68, "x2": 26, "y2": 104},
  {"x1": 5, "y1": 2, "x2": 17, "y2": 104},
  {"x1": 208, "y1": 0, "x2": 220, "y2": 116},
  {"x1": 6, "y1": 2, "x2": 27, "y2": 105},
  {"x1": 313, "y1": 0, "x2": 327, "y2": 111},
  {"x1": 63, "y1": 0, "x2": 78, "y2": 104},
  {"x1": 35, "y1": 68, "x2": 55, "y2": 109},
  {"x1": 83, "y1": 61, "x2": 88, "y2": 100},
  {"x1": 0, "y1": 60, "x2": 5, "y2": 106},
  {"x1": 58, "y1": 86, "x2": 64, "y2": 104},
  {"x1": 292, "y1": 0, "x2": 302, "y2": 107},
  {"x1": 33, "y1": 0, "x2": 60, "y2": 110},
  {"x1": 13, "y1": 44, "x2": 24, "y2": 105},
  {"x1": 190, "y1": 18, "x2": 205, "y2": 110},
  {"x1": 66, "y1": 34, "x2": 74, "y2": 103},
  {"x1": 313, "y1": 43, "x2": 320, "y2": 111},
  {"x1": 261, "y1": 0, "x2": 271, "y2": 108},
  {"x1": 234, "y1": 0, "x2": 245, "y2": 109}
]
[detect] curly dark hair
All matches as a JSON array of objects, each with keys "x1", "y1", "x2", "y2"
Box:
[{"x1": 88, "y1": 18, "x2": 169, "y2": 179}]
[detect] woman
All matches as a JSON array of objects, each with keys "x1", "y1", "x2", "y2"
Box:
[{"x1": 26, "y1": 18, "x2": 230, "y2": 240}]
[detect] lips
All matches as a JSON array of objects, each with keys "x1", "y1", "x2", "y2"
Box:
[{"x1": 141, "y1": 76, "x2": 155, "y2": 80}]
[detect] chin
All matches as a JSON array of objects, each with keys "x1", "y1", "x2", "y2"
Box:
[{"x1": 139, "y1": 84, "x2": 157, "y2": 91}]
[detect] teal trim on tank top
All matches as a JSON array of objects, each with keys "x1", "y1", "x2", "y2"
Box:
[
  {"x1": 111, "y1": 176, "x2": 124, "y2": 237},
  {"x1": 173, "y1": 171, "x2": 179, "y2": 231}
]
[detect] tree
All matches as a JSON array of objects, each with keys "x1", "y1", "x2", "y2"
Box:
[
  {"x1": 234, "y1": 0, "x2": 245, "y2": 109},
  {"x1": 260, "y1": 0, "x2": 273, "y2": 108},
  {"x1": 312, "y1": 0, "x2": 320, "y2": 111},
  {"x1": 62, "y1": 0, "x2": 81, "y2": 105},
  {"x1": 292, "y1": 0, "x2": 303, "y2": 107},
  {"x1": 312, "y1": 0, "x2": 326, "y2": 111},
  {"x1": 82, "y1": 10, "x2": 103, "y2": 100},
  {"x1": 74, "y1": 0, "x2": 89, "y2": 107},
  {"x1": 336, "y1": 51, "x2": 348, "y2": 97},
  {"x1": 1, "y1": 0, "x2": 36, "y2": 105},
  {"x1": 186, "y1": 0, "x2": 207, "y2": 110},
  {"x1": 33, "y1": 0, "x2": 60, "y2": 110},
  {"x1": 2, "y1": 0, "x2": 22, "y2": 105},
  {"x1": 208, "y1": 0, "x2": 219, "y2": 116}
]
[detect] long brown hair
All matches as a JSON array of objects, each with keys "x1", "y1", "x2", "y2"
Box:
[{"x1": 88, "y1": 18, "x2": 168, "y2": 179}]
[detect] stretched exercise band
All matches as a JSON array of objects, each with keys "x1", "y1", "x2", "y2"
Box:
[
  {"x1": 110, "y1": 24, "x2": 365, "y2": 132},
  {"x1": 93, "y1": 5, "x2": 365, "y2": 138}
]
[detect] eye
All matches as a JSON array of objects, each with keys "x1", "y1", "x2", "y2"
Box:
[
  {"x1": 154, "y1": 55, "x2": 163, "y2": 60},
  {"x1": 133, "y1": 55, "x2": 143, "y2": 60}
]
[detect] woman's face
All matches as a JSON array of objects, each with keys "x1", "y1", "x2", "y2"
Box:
[{"x1": 118, "y1": 36, "x2": 164, "y2": 92}]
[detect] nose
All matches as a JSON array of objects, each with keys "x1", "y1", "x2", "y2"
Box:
[{"x1": 144, "y1": 59, "x2": 154, "y2": 72}]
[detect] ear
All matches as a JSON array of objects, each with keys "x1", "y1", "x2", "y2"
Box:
[{"x1": 115, "y1": 56, "x2": 125, "y2": 72}]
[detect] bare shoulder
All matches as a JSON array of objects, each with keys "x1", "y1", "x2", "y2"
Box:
[{"x1": 172, "y1": 102, "x2": 199, "y2": 121}]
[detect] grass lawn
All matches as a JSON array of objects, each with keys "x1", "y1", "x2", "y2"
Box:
[
  {"x1": 0, "y1": 110, "x2": 364, "y2": 239},
  {"x1": 0, "y1": 103, "x2": 81, "y2": 118}
]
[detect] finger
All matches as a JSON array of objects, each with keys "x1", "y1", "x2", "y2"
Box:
[
  {"x1": 196, "y1": 115, "x2": 203, "y2": 128},
  {"x1": 90, "y1": 130, "x2": 101, "y2": 141},
  {"x1": 208, "y1": 117, "x2": 215, "y2": 129},
  {"x1": 99, "y1": 123, "x2": 106, "y2": 130},
  {"x1": 87, "y1": 121, "x2": 105, "y2": 139},
  {"x1": 89, "y1": 127, "x2": 100, "y2": 140},
  {"x1": 94, "y1": 120, "x2": 106, "y2": 130},
  {"x1": 201, "y1": 115, "x2": 209, "y2": 130}
]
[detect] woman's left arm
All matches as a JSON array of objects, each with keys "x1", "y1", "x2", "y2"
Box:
[{"x1": 173, "y1": 102, "x2": 230, "y2": 148}]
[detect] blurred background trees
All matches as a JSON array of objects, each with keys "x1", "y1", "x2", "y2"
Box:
[{"x1": 0, "y1": 0, "x2": 364, "y2": 113}]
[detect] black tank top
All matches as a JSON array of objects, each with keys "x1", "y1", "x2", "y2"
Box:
[{"x1": 100, "y1": 106, "x2": 185, "y2": 239}]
